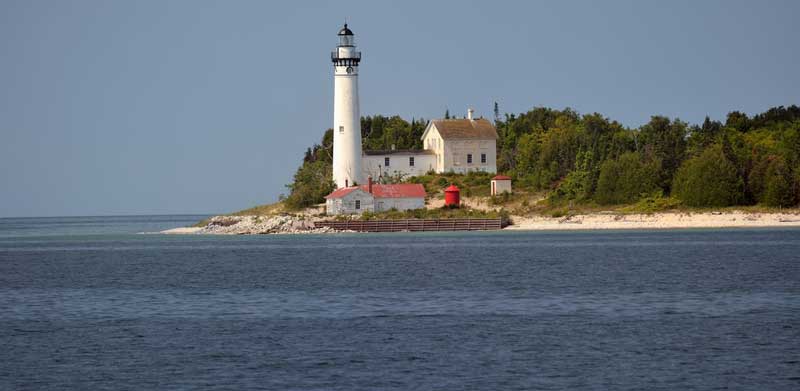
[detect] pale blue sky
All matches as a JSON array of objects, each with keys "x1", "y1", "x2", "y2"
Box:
[{"x1": 1, "y1": 0, "x2": 798, "y2": 217}]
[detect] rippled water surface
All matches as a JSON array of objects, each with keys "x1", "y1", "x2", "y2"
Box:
[{"x1": 1, "y1": 216, "x2": 799, "y2": 390}]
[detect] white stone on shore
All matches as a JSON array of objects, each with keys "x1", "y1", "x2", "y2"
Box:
[{"x1": 163, "y1": 215, "x2": 339, "y2": 235}]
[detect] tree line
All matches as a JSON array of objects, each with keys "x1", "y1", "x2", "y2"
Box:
[
  {"x1": 284, "y1": 106, "x2": 800, "y2": 210},
  {"x1": 498, "y1": 105, "x2": 800, "y2": 208}
]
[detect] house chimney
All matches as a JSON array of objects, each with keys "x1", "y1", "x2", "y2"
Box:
[
  {"x1": 467, "y1": 108, "x2": 474, "y2": 120},
  {"x1": 368, "y1": 175, "x2": 373, "y2": 193}
]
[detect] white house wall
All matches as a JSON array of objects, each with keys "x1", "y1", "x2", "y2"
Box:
[
  {"x1": 491, "y1": 180, "x2": 512, "y2": 195},
  {"x1": 422, "y1": 126, "x2": 445, "y2": 172},
  {"x1": 362, "y1": 154, "x2": 436, "y2": 181},
  {"x1": 374, "y1": 197, "x2": 425, "y2": 212},
  {"x1": 326, "y1": 190, "x2": 375, "y2": 215},
  {"x1": 443, "y1": 139, "x2": 497, "y2": 174}
]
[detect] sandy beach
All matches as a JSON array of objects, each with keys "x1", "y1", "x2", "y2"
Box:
[{"x1": 506, "y1": 211, "x2": 800, "y2": 231}]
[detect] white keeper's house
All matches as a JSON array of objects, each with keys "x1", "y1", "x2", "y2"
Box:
[{"x1": 362, "y1": 108, "x2": 499, "y2": 181}]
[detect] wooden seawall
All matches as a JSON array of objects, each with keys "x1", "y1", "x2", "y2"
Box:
[{"x1": 315, "y1": 218, "x2": 505, "y2": 233}]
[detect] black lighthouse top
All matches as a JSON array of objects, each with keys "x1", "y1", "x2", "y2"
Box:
[
  {"x1": 338, "y1": 23, "x2": 354, "y2": 36},
  {"x1": 337, "y1": 23, "x2": 355, "y2": 47},
  {"x1": 332, "y1": 23, "x2": 361, "y2": 66}
]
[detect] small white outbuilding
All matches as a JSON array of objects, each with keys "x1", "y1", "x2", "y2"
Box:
[
  {"x1": 324, "y1": 179, "x2": 426, "y2": 215},
  {"x1": 491, "y1": 175, "x2": 512, "y2": 195}
]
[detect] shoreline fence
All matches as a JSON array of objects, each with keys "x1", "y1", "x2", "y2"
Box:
[{"x1": 315, "y1": 218, "x2": 505, "y2": 233}]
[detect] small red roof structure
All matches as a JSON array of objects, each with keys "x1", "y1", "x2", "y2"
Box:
[
  {"x1": 492, "y1": 175, "x2": 512, "y2": 181},
  {"x1": 325, "y1": 183, "x2": 426, "y2": 199}
]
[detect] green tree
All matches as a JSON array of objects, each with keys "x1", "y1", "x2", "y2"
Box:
[
  {"x1": 687, "y1": 116, "x2": 723, "y2": 157},
  {"x1": 639, "y1": 116, "x2": 688, "y2": 192},
  {"x1": 761, "y1": 157, "x2": 795, "y2": 207},
  {"x1": 726, "y1": 111, "x2": 751, "y2": 132},
  {"x1": 595, "y1": 152, "x2": 660, "y2": 205},
  {"x1": 284, "y1": 160, "x2": 334, "y2": 209},
  {"x1": 672, "y1": 144, "x2": 743, "y2": 207},
  {"x1": 549, "y1": 150, "x2": 594, "y2": 202}
]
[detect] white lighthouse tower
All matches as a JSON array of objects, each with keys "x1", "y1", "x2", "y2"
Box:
[{"x1": 331, "y1": 23, "x2": 363, "y2": 188}]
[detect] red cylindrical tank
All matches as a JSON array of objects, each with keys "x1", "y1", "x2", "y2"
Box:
[{"x1": 444, "y1": 184, "x2": 460, "y2": 207}]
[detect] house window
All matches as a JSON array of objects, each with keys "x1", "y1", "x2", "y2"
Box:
[
  {"x1": 409, "y1": 156, "x2": 415, "y2": 166},
  {"x1": 355, "y1": 200, "x2": 361, "y2": 210},
  {"x1": 339, "y1": 126, "x2": 344, "y2": 133},
  {"x1": 467, "y1": 154, "x2": 473, "y2": 164},
  {"x1": 481, "y1": 153, "x2": 486, "y2": 164},
  {"x1": 385, "y1": 157, "x2": 390, "y2": 167}
]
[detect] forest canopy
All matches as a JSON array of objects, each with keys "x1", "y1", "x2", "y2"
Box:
[{"x1": 284, "y1": 106, "x2": 800, "y2": 210}]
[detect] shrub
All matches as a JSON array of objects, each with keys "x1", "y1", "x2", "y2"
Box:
[
  {"x1": 671, "y1": 144, "x2": 743, "y2": 207},
  {"x1": 622, "y1": 193, "x2": 682, "y2": 214},
  {"x1": 550, "y1": 207, "x2": 569, "y2": 218}
]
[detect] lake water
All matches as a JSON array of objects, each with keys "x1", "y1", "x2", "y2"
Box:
[{"x1": 1, "y1": 216, "x2": 799, "y2": 390}]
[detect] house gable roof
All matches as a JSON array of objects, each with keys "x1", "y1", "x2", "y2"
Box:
[
  {"x1": 324, "y1": 187, "x2": 370, "y2": 200},
  {"x1": 367, "y1": 183, "x2": 426, "y2": 198},
  {"x1": 421, "y1": 118, "x2": 497, "y2": 141},
  {"x1": 325, "y1": 184, "x2": 426, "y2": 199}
]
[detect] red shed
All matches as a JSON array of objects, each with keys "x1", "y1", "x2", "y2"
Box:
[{"x1": 444, "y1": 184, "x2": 460, "y2": 207}]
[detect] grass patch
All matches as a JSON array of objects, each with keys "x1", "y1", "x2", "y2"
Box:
[
  {"x1": 407, "y1": 171, "x2": 495, "y2": 198},
  {"x1": 229, "y1": 201, "x2": 286, "y2": 216},
  {"x1": 192, "y1": 201, "x2": 290, "y2": 227},
  {"x1": 619, "y1": 194, "x2": 682, "y2": 214}
]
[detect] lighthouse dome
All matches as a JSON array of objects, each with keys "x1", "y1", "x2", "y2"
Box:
[{"x1": 338, "y1": 24, "x2": 354, "y2": 36}]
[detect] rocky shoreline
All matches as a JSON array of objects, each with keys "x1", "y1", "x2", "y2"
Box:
[
  {"x1": 161, "y1": 210, "x2": 800, "y2": 235},
  {"x1": 161, "y1": 215, "x2": 342, "y2": 235}
]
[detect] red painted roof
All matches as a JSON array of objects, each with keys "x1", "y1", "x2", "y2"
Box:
[
  {"x1": 325, "y1": 183, "x2": 426, "y2": 199},
  {"x1": 492, "y1": 175, "x2": 512, "y2": 181},
  {"x1": 324, "y1": 186, "x2": 361, "y2": 199}
]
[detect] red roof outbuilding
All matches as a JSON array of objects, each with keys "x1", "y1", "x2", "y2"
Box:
[
  {"x1": 492, "y1": 175, "x2": 512, "y2": 181},
  {"x1": 325, "y1": 183, "x2": 426, "y2": 199}
]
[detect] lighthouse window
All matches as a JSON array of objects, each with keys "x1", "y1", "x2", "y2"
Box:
[
  {"x1": 467, "y1": 154, "x2": 473, "y2": 164},
  {"x1": 409, "y1": 157, "x2": 415, "y2": 167},
  {"x1": 481, "y1": 153, "x2": 487, "y2": 164},
  {"x1": 339, "y1": 126, "x2": 344, "y2": 134},
  {"x1": 385, "y1": 157, "x2": 390, "y2": 167}
]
